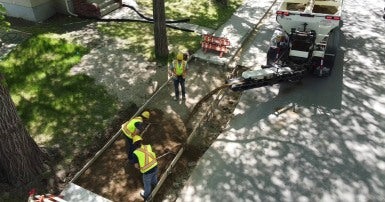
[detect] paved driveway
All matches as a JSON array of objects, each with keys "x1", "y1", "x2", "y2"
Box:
[{"x1": 176, "y1": 0, "x2": 385, "y2": 201}]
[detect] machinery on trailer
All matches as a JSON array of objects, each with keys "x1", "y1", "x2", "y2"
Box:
[{"x1": 228, "y1": 0, "x2": 343, "y2": 91}]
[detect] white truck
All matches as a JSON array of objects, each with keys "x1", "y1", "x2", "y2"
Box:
[{"x1": 228, "y1": 0, "x2": 343, "y2": 91}]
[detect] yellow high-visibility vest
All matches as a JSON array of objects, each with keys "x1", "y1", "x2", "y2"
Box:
[
  {"x1": 121, "y1": 117, "x2": 143, "y2": 139},
  {"x1": 134, "y1": 145, "x2": 158, "y2": 173},
  {"x1": 173, "y1": 60, "x2": 186, "y2": 76}
]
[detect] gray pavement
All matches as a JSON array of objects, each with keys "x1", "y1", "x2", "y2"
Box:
[
  {"x1": 175, "y1": 0, "x2": 385, "y2": 201},
  {"x1": 61, "y1": 183, "x2": 112, "y2": 202}
]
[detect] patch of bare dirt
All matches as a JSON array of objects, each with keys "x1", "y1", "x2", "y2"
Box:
[
  {"x1": 154, "y1": 82, "x2": 241, "y2": 201},
  {"x1": 76, "y1": 108, "x2": 186, "y2": 202}
]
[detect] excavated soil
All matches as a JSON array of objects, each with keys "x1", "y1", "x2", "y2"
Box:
[
  {"x1": 286, "y1": 3, "x2": 306, "y2": 11},
  {"x1": 73, "y1": 86, "x2": 241, "y2": 202},
  {"x1": 313, "y1": 5, "x2": 338, "y2": 14},
  {"x1": 154, "y1": 87, "x2": 241, "y2": 202},
  {"x1": 285, "y1": 2, "x2": 338, "y2": 14},
  {"x1": 76, "y1": 108, "x2": 186, "y2": 202}
]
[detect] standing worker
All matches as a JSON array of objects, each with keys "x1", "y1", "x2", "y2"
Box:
[
  {"x1": 169, "y1": 52, "x2": 188, "y2": 101},
  {"x1": 132, "y1": 135, "x2": 158, "y2": 201},
  {"x1": 121, "y1": 111, "x2": 150, "y2": 163}
]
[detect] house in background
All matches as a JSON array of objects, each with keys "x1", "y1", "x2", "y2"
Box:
[{"x1": 0, "y1": 0, "x2": 121, "y2": 22}]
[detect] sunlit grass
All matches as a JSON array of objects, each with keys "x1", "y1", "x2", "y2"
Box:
[
  {"x1": 97, "y1": 22, "x2": 201, "y2": 60},
  {"x1": 0, "y1": 35, "x2": 120, "y2": 165},
  {"x1": 136, "y1": 0, "x2": 243, "y2": 29},
  {"x1": 97, "y1": 0, "x2": 243, "y2": 60}
]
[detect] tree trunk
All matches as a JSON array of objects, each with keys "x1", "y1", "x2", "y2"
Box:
[
  {"x1": 153, "y1": 0, "x2": 169, "y2": 61},
  {"x1": 0, "y1": 74, "x2": 46, "y2": 186}
]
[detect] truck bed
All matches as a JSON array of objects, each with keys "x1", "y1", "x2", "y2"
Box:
[
  {"x1": 279, "y1": 0, "x2": 342, "y2": 15},
  {"x1": 276, "y1": 0, "x2": 342, "y2": 44}
]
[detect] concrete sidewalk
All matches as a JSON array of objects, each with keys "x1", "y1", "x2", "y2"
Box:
[
  {"x1": 61, "y1": 183, "x2": 112, "y2": 202},
  {"x1": 192, "y1": 0, "x2": 276, "y2": 65},
  {"x1": 173, "y1": 0, "x2": 278, "y2": 201}
]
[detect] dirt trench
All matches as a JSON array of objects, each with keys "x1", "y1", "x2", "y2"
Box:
[
  {"x1": 74, "y1": 60, "x2": 242, "y2": 202},
  {"x1": 75, "y1": 108, "x2": 186, "y2": 202},
  {"x1": 154, "y1": 87, "x2": 241, "y2": 201}
]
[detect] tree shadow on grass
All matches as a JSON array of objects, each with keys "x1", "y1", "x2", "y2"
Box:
[
  {"x1": 0, "y1": 35, "x2": 120, "y2": 168},
  {"x1": 97, "y1": 21, "x2": 201, "y2": 61}
]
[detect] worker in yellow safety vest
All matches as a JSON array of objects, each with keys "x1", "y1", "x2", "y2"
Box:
[
  {"x1": 169, "y1": 52, "x2": 188, "y2": 101},
  {"x1": 132, "y1": 135, "x2": 158, "y2": 200},
  {"x1": 121, "y1": 111, "x2": 150, "y2": 163}
]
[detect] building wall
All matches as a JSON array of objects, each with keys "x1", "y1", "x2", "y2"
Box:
[{"x1": 0, "y1": 0, "x2": 68, "y2": 22}]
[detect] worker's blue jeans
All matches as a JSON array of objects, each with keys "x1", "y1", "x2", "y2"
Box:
[
  {"x1": 173, "y1": 76, "x2": 186, "y2": 99},
  {"x1": 143, "y1": 167, "x2": 158, "y2": 198}
]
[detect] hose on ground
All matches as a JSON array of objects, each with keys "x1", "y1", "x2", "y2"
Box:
[{"x1": 121, "y1": 4, "x2": 190, "y2": 23}]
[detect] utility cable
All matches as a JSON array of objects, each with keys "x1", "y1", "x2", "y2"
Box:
[
  {"x1": 74, "y1": 16, "x2": 195, "y2": 32},
  {"x1": 121, "y1": 4, "x2": 190, "y2": 23}
]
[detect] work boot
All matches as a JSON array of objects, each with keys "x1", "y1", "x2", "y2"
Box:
[{"x1": 140, "y1": 190, "x2": 147, "y2": 201}]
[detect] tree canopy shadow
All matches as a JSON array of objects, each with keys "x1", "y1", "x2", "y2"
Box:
[{"x1": 177, "y1": 2, "x2": 385, "y2": 201}]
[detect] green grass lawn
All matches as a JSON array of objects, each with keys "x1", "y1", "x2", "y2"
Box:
[
  {"x1": 97, "y1": 21, "x2": 202, "y2": 61},
  {"x1": 96, "y1": 0, "x2": 243, "y2": 60},
  {"x1": 136, "y1": 0, "x2": 243, "y2": 29},
  {"x1": 0, "y1": 35, "x2": 120, "y2": 165},
  {"x1": 8, "y1": 0, "x2": 243, "y2": 62}
]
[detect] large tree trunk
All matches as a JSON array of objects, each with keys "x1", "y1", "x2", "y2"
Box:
[
  {"x1": 0, "y1": 74, "x2": 46, "y2": 186},
  {"x1": 153, "y1": 0, "x2": 169, "y2": 61}
]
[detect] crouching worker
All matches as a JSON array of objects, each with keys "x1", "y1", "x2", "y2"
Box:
[
  {"x1": 266, "y1": 27, "x2": 289, "y2": 66},
  {"x1": 132, "y1": 135, "x2": 158, "y2": 201},
  {"x1": 121, "y1": 111, "x2": 150, "y2": 164}
]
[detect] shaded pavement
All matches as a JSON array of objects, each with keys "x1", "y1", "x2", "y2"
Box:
[{"x1": 176, "y1": 0, "x2": 385, "y2": 201}]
